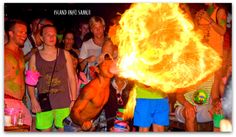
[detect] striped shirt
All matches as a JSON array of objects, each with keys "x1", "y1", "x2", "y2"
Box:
[{"x1": 176, "y1": 76, "x2": 214, "y2": 106}]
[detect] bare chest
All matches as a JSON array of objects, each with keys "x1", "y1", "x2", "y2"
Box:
[{"x1": 92, "y1": 87, "x2": 110, "y2": 107}]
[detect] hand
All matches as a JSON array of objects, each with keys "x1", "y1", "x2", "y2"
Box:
[
  {"x1": 81, "y1": 120, "x2": 93, "y2": 131},
  {"x1": 69, "y1": 100, "x2": 75, "y2": 110},
  {"x1": 209, "y1": 99, "x2": 222, "y2": 117},
  {"x1": 198, "y1": 24, "x2": 210, "y2": 32},
  {"x1": 87, "y1": 55, "x2": 96, "y2": 63},
  {"x1": 200, "y1": 11, "x2": 212, "y2": 23},
  {"x1": 195, "y1": 10, "x2": 212, "y2": 25},
  {"x1": 195, "y1": 9, "x2": 205, "y2": 23},
  {"x1": 30, "y1": 47, "x2": 39, "y2": 54},
  {"x1": 31, "y1": 98, "x2": 42, "y2": 113}
]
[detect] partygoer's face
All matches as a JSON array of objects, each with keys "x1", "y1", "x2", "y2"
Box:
[
  {"x1": 99, "y1": 58, "x2": 114, "y2": 78},
  {"x1": 9, "y1": 23, "x2": 27, "y2": 47},
  {"x1": 41, "y1": 27, "x2": 57, "y2": 47},
  {"x1": 31, "y1": 18, "x2": 40, "y2": 34},
  {"x1": 64, "y1": 33, "x2": 75, "y2": 50},
  {"x1": 91, "y1": 22, "x2": 104, "y2": 38},
  {"x1": 80, "y1": 24, "x2": 89, "y2": 36}
]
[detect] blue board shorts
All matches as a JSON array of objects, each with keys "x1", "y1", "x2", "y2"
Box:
[{"x1": 134, "y1": 98, "x2": 169, "y2": 127}]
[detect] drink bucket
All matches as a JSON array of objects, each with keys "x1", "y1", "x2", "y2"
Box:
[
  {"x1": 25, "y1": 70, "x2": 40, "y2": 86},
  {"x1": 4, "y1": 108, "x2": 21, "y2": 126}
]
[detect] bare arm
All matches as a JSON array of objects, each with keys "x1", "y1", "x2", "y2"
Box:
[
  {"x1": 202, "y1": 8, "x2": 227, "y2": 35},
  {"x1": 64, "y1": 50, "x2": 77, "y2": 108},
  {"x1": 176, "y1": 90, "x2": 188, "y2": 106},
  {"x1": 27, "y1": 54, "x2": 41, "y2": 113},
  {"x1": 79, "y1": 58, "x2": 88, "y2": 71},
  {"x1": 70, "y1": 87, "x2": 94, "y2": 125},
  {"x1": 176, "y1": 90, "x2": 196, "y2": 112},
  {"x1": 211, "y1": 8, "x2": 227, "y2": 35},
  {"x1": 210, "y1": 72, "x2": 222, "y2": 116},
  {"x1": 79, "y1": 56, "x2": 96, "y2": 71},
  {"x1": 24, "y1": 47, "x2": 39, "y2": 62},
  {"x1": 71, "y1": 99, "x2": 90, "y2": 125}
]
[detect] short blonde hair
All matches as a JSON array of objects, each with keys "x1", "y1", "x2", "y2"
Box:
[{"x1": 89, "y1": 16, "x2": 105, "y2": 28}]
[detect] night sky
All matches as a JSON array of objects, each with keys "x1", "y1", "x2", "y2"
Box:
[
  {"x1": 4, "y1": 3, "x2": 231, "y2": 33},
  {"x1": 4, "y1": 3, "x2": 131, "y2": 31}
]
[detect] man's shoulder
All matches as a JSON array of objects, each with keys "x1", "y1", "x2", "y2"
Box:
[
  {"x1": 82, "y1": 79, "x2": 99, "y2": 90},
  {"x1": 4, "y1": 49, "x2": 18, "y2": 68},
  {"x1": 82, "y1": 38, "x2": 101, "y2": 49},
  {"x1": 80, "y1": 82, "x2": 97, "y2": 99},
  {"x1": 82, "y1": 38, "x2": 93, "y2": 45},
  {"x1": 4, "y1": 48, "x2": 14, "y2": 57}
]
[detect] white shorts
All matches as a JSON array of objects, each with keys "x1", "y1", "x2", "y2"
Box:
[{"x1": 175, "y1": 104, "x2": 212, "y2": 123}]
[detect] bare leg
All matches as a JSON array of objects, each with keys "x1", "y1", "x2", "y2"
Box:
[
  {"x1": 139, "y1": 127, "x2": 149, "y2": 132},
  {"x1": 214, "y1": 127, "x2": 220, "y2": 132},
  {"x1": 41, "y1": 128, "x2": 52, "y2": 132},
  {"x1": 30, "y1": 116, "x2": 37, "y2": 132},
  {"x1": 183, "y1": 108, "x2": 197, "y2": 131},
  {"x1": 153, "y1": 124, "x2": 165, "y2": 132},
  {"x1": 57, "y1": 127, "x2": 64, "y2": 132}
]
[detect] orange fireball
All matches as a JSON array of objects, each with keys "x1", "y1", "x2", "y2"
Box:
[{"x1": 115, "y1": 3, "x2": 222, "y2": 93}]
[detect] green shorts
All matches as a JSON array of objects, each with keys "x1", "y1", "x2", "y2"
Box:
[{"x1": 36, "y1": 108, "x2": 70, "y2": 130}]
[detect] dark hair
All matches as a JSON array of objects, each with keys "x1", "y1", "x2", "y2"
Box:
[
  {"x1": 5, "y1": 19, "x2": 27, "y2": 32},
  {"x1": 39, "y1": 18, "x2": 53, "y2": 26},
  {"x1": 68, "y1": 49, "x2": 81, "y2": 73},
  {"x1": 63, "y1": 30, "x2": 75, "y2": 40},
  {"x1": 5, "y1": 19, "x2": 27, "y2": 39},
  {"x1": 69, "y1": 49, "x2": 78, "y2": 59},
  {"x1": 62, "y1": 30, "x2": 77, "y2": 49},
  {"x1": 40, "y1": 24, "x2": 57, "y2": 36},
  {"x1": 89, "y1": 16, "x2": 105, "y2": 28},
  {"x1": 79, "y1": 20, "x2": 89, "y2": 29}
]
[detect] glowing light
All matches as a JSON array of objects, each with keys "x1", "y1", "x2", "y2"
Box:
[
  {"x1": 116, "y1": 3, "x2": 222, "y2": 93},
  {"x1": 123, "y1": 87, "x2": 136, "y2": 120}
]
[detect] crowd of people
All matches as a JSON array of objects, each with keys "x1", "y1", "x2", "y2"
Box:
[{"x1": 4, "y1": 3, "x2": 232, "y2": 132}]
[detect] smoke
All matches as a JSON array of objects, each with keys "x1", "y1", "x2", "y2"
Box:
[{"x1": 222, "y1": 75, "x2": 232, "y2": 121}]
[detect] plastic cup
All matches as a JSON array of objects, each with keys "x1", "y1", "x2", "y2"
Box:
[
  {"x1": 4, "y1": 108, "x2": 20, "y2": 126},
  {"x1": 4, "y1": 115, "x2": 12, "y2": 126},
  {"x1": 213, "y1": 114, "x2": 225, "y2": 128}
]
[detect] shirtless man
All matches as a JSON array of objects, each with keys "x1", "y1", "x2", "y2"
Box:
[
  {"x1": 70, "y1": 54, "x2": 114, "y2": 131},
  {"x1": 4, "y1": 19, "x2": 32, "y2": 126}
]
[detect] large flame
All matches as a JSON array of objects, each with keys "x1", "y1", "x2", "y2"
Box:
[{"x1": 115, "y1": 3, "x2": 222, "y2": 93}]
